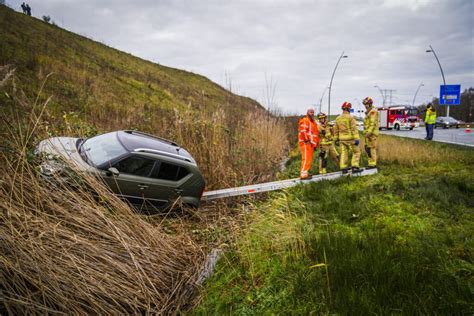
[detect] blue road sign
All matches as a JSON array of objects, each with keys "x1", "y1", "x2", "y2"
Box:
[{"x1": 440, "y1": 85, "x2": 461, "y2": 105}]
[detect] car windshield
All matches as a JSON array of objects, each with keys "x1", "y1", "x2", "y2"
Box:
[
  {"x1": 444, "y1": 117, "x2": 456, "y2": 122},
  {"x1": 82, "y1": 132, "x2": 127, "y2": 167}
]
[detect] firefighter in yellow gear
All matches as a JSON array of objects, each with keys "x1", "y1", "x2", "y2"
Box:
[
  {"x1": 298, "y1": 108, "x2": 320, "y2": 179},
  {"x1": 362, "y1": 97, "x2": 379, "y2": 169},
  {"x1": 317, "y1": 112, "x2": 339, "y2": 174},
  {"x1": 333, "y1": 102, "x2": 361, "y2": 173}
]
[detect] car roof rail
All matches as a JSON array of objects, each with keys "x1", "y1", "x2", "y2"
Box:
[
  {"x1": 134, "y1": 148, "x2": 195, "y2": 164},
  {"x1": 123, "y1": 130, "x2": 179, "y2": 147}
]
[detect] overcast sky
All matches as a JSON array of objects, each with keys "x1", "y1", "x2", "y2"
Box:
[{"x1": 8, "y1": 0, "x2": 473, "y2": 115}]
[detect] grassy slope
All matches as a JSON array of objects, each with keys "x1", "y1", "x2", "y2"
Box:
[
  {"x1": 194, "y1": 136, "x2": 474, "y2": 314},
  {"x1": 0, "y1": 5, "x2": 289, "y2": 189},
  {"x1": 0, "y1": 5, "x2": 263, "y2": 125}
]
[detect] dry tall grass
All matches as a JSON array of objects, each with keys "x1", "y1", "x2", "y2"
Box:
[
  {"x1": 375, "y1": 134, "x2": 470, "y2": 166},
  {"x1": 0, "y1": 70, "x2": 206, "y2": 314},
  {"x1": 1, "y1": 68, "x2": 289, "y2": 190},
  {"x1": 172, "y1": 108, "x2": 288, "y2": 189},
  {"x1": 0, "y1": 61, "x2": 290, "y2": 313}
]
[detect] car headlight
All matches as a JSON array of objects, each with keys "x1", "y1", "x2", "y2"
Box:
[{"x1": 39, "y1": 161, "x2": 64, "y2": 176}]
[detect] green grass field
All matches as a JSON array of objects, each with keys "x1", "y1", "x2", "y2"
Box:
[{"x1": 193, "y1": 136, "x2": 474, "y2": 314}]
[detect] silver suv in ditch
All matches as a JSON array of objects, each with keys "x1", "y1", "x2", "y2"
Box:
[{"x1": 36, "y1": 130, "x2": 206, "y2": 209}]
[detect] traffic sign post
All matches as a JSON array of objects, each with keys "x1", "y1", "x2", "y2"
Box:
[{"x1": 440, "y1": 84, "x2": 461, "y2": 117}]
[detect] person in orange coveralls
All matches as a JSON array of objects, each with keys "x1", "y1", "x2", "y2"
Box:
[{"x1": 298, "y1": 108, "x2": 319, "y2": 179}]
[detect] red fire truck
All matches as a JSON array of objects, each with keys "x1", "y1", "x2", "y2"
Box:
[{"x1": 378, "y1": 106, "x2": 420, "y2": 130}]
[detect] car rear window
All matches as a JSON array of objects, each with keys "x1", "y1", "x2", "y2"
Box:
[
  {"x1": 113, "y1": 156, "x2": 155, "y2": 177},
  {"x1": 151, "y1": 161, "x2": 190, "y2": 181}
]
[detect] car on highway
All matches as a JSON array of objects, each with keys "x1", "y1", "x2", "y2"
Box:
[
  {"x1": 435, "y1": 116, "x2": 461, "y2": 129},
  {"x1": 35, "y1": 130, "x2": 206, "y2": 210}
]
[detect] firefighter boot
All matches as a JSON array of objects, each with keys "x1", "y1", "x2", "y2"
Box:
[{"x1": 319, "y1": 150, "x2": 328, "y2": 174}]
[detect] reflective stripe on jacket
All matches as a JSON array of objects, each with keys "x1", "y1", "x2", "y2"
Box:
[
  {"x1": 334, "y1": 113, "x2": 359, "y2": 141},
  {"x1": 318, "y1": 123, "x2": 334, "y2": 145},
  {"x1": 364, "y1": 107, "x2": 379, "y2": 136},
  {"x1": 425, "y1": 108, "x2": 436, "y2": 124},
  {"x1": 298, "y1": 116, "x2": 319, "y2": 147}
]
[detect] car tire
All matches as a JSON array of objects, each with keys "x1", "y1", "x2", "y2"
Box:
[
  {"x1": 456, "y1": 125, "x2": 459, "y2": 129},
  {"x1": 395, "y1": 124, "x2": 400, "y2": 131}
]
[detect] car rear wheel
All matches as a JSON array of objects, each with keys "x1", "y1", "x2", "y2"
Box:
[{"x1": 395, "y1": 124, "x2": 400, "y2": 131}]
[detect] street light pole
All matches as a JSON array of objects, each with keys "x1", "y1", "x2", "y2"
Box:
[
  {"x1": 319, "y1": 86, "x2": 329, "y2": 113},
  {"x1": 412, "y1": 82, "x2": 424, "y2": 107},
  {"x1": 328, "y1": 51, "x2": 348, "y2": 118},
  {"x1": 426, "y1": 45, "x2": 448, "y2": 116},
  {"x1": 374, "y1": 85, "x2": 385, "y2": 107}
]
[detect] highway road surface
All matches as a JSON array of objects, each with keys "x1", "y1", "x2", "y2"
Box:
[{"x1": 380, "y1": 127, "x2": 474, "y2": 147}]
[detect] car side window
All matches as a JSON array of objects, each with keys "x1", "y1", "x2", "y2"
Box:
[
  {"x1": 177, "y1": 166, "x2": 190, "y2": 180},
  {"x1": 113, "y1": 156, "x2": 155, "y2": 177},
  {"x1": 150, "y1": 161, "x2": 190, "y2": 181}
]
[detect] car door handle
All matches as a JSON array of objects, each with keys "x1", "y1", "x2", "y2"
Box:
[
  {"x1": 174, "y1": 188, "x2": 184, "y2": 195},
  {"x1": 137, "y1": 184, "x2": 149, "y2": 190}
]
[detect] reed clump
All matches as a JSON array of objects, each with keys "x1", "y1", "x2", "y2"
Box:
[{"x1": 0, "y1": 69, "x2": 208, "y2": 314}]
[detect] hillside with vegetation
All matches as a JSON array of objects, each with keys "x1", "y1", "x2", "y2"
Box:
[
  {"x1": 0, "y1": 5, "x2": 288, "y2": 190},
  {"x1": 1, "y1": 4, "x2": 472, "y2": 315},
  {"x1": 0, "y1": 4, "x2": 288, "y2": 314}
]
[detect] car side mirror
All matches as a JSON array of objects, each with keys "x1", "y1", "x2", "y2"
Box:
[{"x1": 106, "y1": 167, "x2": 119, "y2": 177}]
